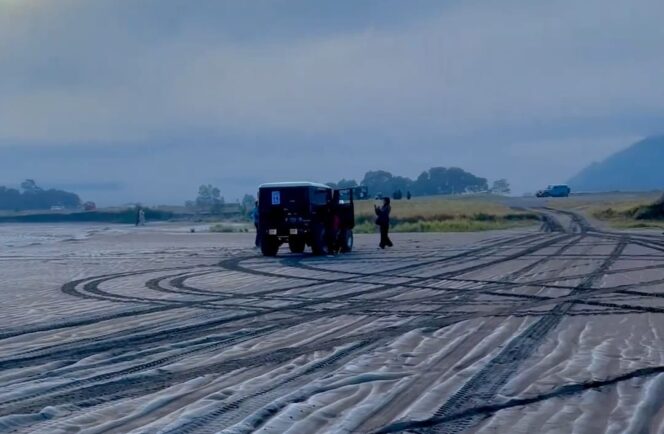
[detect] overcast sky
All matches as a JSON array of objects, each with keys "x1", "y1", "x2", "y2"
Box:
[{"x1": 1, "y1": 0, "x2": 663, "y2": 205}]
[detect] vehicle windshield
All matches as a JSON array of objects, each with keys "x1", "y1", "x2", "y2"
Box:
[{"x1": 336, "y1": 189, "x2": 353, "y2": 204}]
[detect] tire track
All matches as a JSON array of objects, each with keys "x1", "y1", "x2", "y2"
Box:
[
  {"x1": 0, "y1": 233, "x2": 589, "y2": 421},
  {"x1": 5, "y1": 210, "x2": 654, "y2": 433},
  {"x1": 378, "y1": 237, "x2": 626, "y2": 434}
]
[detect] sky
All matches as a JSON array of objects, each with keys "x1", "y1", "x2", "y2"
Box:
[{"x1": 0, "y1": 0, "x2": 663, "y2": 205}]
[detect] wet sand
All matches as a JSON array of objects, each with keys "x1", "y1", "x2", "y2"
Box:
[{"x1": 1, "y1": 210, "x2": 664, "y2": 434}]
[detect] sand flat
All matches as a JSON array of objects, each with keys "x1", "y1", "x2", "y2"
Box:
[{"x1": 1, "y1": 215, "x2": 664, "y2": 433}]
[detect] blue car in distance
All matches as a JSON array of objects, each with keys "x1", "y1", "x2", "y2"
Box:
[{"x1": 536, "y1": 185, "x2": 571, "y2": 197}]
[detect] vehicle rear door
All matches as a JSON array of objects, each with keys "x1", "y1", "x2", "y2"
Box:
[
  {"x1": 259, "y1": 187, "x2": 309, "y2": 231},
  {"x1": 334, "y1": 189, "x2": 355, "y2": 229}
]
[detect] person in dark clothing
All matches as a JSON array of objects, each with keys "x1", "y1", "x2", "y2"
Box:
[
  {"x1": 375, "y1": 197, "x2": 393, "y2": 249},
  {"x1": 250, "y1": 201, "x2": 260, "y2": 247}
]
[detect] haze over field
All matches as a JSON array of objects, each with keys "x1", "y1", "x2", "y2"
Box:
[{"x1": 1, "y1": 0, "x2": 663, "y2": 204}]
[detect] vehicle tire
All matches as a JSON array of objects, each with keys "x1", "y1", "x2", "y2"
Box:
[
  {"x1": 261, "y1": 237, "x2": 279, "y2": 256},
  {"x1": 340, "y1": 229, "x2": 353, "y2": 253},
  {"x1": 311, "y1": 225, "x2": 329, "y2": 256},
  {"x1": 288, "y1": 236, "x2": 306, "y2": 253}
]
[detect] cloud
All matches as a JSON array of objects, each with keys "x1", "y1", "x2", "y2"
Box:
[
  {"x1": 0, "y1": 0, "x2": 662, "y2": 202},
  {"x1": 2, "y1": 0, "x2": 663, "y2": 143}
]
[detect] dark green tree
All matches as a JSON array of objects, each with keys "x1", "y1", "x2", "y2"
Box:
[
  {"x1": 241, "y1": 193, "x2": 256, "y2": 214},
  {"x1": 337, "y1": 179, "x2": 358, "y2": 189},
  {"x1": 0, "y1": 180, "x2": 80, "y2": 210},
  {"x1": 491, "y1": 179, "x2": 511, "y2": 195},
  {"x1": 195, "y1": 184, "x2": 224, "y2": 212}
]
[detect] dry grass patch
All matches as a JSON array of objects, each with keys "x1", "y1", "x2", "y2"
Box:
[
  {"x1": 354, "y1": 195, "x2": 538, "y2": 233},
  {"x1": 549, "y1": 191, "x2": 664, "y2": 230}
]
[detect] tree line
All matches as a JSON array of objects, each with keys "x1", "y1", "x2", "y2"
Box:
[
  {"x1": 0, "y1": 179, "x2": 81, "y2": 211},
  {"x1": 326, "y1": 167, "x2": 510, "y2": 198},
  {"x1": 186, "y1": 184, "x2": 257, "y2": 216}
]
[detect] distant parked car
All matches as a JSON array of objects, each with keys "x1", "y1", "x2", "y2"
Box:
[
  {"x1": 83, "y1": 201, "x2": 97, "y2": 211},
  {"x1": 536, "y1": 185, "x2": 571, "y2": 198}
]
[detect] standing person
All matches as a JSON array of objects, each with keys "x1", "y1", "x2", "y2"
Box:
[
  {"x1": 138, "y1": 208, "x2": 146, "y2": 226},
  {"x1": 250, "y1": 201, "x2": 260, "y2": 247},
  {"x1": 374, "y1": 197, "x2": 393, "y2": 249}
]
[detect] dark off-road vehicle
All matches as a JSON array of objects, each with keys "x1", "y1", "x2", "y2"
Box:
[{"x1": 258, "y1": 182, "x2": 355, "y2": 256}]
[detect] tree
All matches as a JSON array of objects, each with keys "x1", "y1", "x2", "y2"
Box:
[
  {"x1": 195, "y1": 184, "x2": 224, "y2": 211},
  {"x1": 21, "y1": 179, "x2": 41, "y2": 193},
  {"x1": 426, "y1": 167, "x2": 447, "y2": 194},
  {"x1": 332, "y1": 165, "x2": 489, "y2": 199},
  {"x1": 0, "y1": 180, "x2": 80, "y2": 211},
  {"x1": 241, "y1": 193, "x2": 256, "y2": 214},
  {"x1": 361, "y1": 170, "x2": 411, "y2": 198},
  {"x1": 491, "y1": 179, "x2": 511, "y2": 195},
  {"x1": 361, "y1": 170, "x2": 393, "y2": 197},
  {"x1": 337, "y1": 179, "x2": 358, "y2": 189},
  {"x1": 412, "y1": 171, "x2": 431, "y2": 196},
  {"x1": 424, "y1": 167, "x2": 487, "y2": 194},
  {"x1": 0, "y1": 186, "x2": 21, "y2": 210},
  {"x1": 391, "y1": 176, "x2": 411, "y2": 194}
]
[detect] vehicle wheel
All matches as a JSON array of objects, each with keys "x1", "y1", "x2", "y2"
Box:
[
  {"x1": 311, "y1": 225, "x2": 329, "y2": 256},
  {"x1": 261, "y1": 237, "x2": 279, "y2": 256},
  {"x1": 340, "y1": 229, "x2": 353, "y2": 253},
  {"x1": 288, "y1": 236, "x2": 306, "y2": 253}
]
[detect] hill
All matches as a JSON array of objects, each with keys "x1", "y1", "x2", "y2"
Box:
[{"x1": 568, "y1": 136, "x2": 664, "y2": 192}]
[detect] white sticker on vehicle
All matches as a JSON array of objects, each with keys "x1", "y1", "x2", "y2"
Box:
[{"x1": 271, "y1": 191, "x2": 281, "y2": 205}]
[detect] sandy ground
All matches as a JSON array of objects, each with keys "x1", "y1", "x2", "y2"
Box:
[{"x1": 2, "y1": 210, "x2": 664, "y2": 434}]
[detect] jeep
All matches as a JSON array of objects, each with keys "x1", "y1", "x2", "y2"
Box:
[{"x1": 257, "y1": 182, "x2": 355, "y2": 256}]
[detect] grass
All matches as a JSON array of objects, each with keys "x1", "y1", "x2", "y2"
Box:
[
  {"x1": 547, "y1": 193, "x2": 662, "y2": 211},
  {"x1": 603, "y1": 220, "x2": 664, "y2": 230},
  {"x1": 354, "y1": 195, "x2": 514, "y2": 219},
  {"x1": 546, "y1": 191, "x2": 664, "y2": 230},
  {"x1": 353, "y1": 196, "x2": 539, "y2": 233}
]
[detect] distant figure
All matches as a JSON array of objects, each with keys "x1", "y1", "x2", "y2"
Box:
[
  {"x1": 250, "y1": 201, "x2": 260, "y2": 247},
  {"x1": 138, "y1": 208, "x2": 146, "y2": 226},
  {"x1": 406, "y1": 191, "x2": 412, "y2": 200},
  {"x1": 374, "y1": 197, "x2": 393, "y2": 249},
  {"x1": 135, "y1": 207, "x2": 141, "y2": 226}
]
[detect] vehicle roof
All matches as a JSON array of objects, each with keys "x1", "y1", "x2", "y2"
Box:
[{"x1": 259, "y1": 181, "x2": 332, "y2": 190}]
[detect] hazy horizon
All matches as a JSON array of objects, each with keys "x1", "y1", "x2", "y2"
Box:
[{"x1": 1, "y1": 0, "x2": 663, "y2": 206}]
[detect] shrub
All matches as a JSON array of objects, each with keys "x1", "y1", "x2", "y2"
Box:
[{"x1": 210, "y1": 224, "x2": 236, "y2": 233}]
